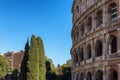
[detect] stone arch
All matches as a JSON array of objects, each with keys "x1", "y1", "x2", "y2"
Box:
[
  {"x1": 77, "y1": 27, "x2": 80, "y2": 39},
  {"x1": 73, "y1": 50, "x2": 78, "y2": 66},
  {"x1": 95, "y1": 40, "x2": 102, "y2": 57},
  {"x1": 109, "y1": 68, "x2": 118, "y2": 80},
  {"x1": 96, "y1": 10, "x2": 103, "y2": 27},
  {"x1": 86, "y1": 44, "x2": 92, "y2": 59},
  {"x1": 87, "y1": 16, "x2": 92, "y2": 32},
  {"x1": 75, "y1": 27, "x2": 78, "y2": 41},
  {"x1": 76, "y1": 73, "x2": 79, "y2": 80},
  {"x1": 76, "y1": 6, "x2": 79, "y2": 12},
  {"x1": 75, "y1": 52, "x2": 78, "y2": 65},
  {"x1": 109, "y1": 35, "x2": 117, "y2": 53},
  {"x1": 80, "y1": 47, "x2": 84, "y2": 61},
  {"x1": 95, "y1": 70, "x2": 103, "y2": 80},
  {"x1": 80, "y1": 72, "x2": 84, "y2": 80},
  {"x1": 78, "y1": 48, "x2": 81, "y2": 65},
  {"x1": 86, "y1": 72, "x2": 92, "y2": 80},
  {"x1": 80, "y1": 22, "x2": 84, "y2": 37},
  {"x1": 108, "y1": 2, "x2": 118, "y2": 21}
]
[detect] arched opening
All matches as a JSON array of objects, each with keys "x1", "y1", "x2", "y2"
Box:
[
  {"x1": 75, "y1": 53, "x2": 78, "y2": 65},
  {"x1": 80, "y1": 47, "x2": 84, "y2": 61},
  {"x1": 75, "y1": 28, "x2": 78, "y2": 41},
  {"x1": 95, "y1": 70, "x2": 103, "y2": 80},
  {"x1": 96, "y1": 10, "x2": 103, "y2": 27},
  {"x1": 73, "y1": 50, "x2": 78, "y2": 67},
  {"x1": 78, "y1": 48, "x2": 81, "y2": 65},
  {"x1": 80, "y1": 23, "x2": 84, "y2": 37},
  {"x1": 76, "y1": 6, "x2": 79, "y2": 12},
  {"x1": 80, "y1": 73, "x2": 84, "y2": 80},
  {"x1": 86, "y1": 44, "x2": 92, "y2": 59},
  {"x1": 109, "y1": 69, "x2": 118, "y2": 80},
  {"x1": 109, "y1": 2, "x2": 118, "y2": 21},
  {"x1": 86, "y1": 72, "x2": 92, "y2": 80},
  {"x1": 95, "y1": 40, "x2": 102, "y2": 57},
  {"x1": 87, "y1": 17, "x2": 92, "y2": 32},
  {"x1": 76, "y1": 29, "x2": 79, "y2": 41},
  {"x1": 73, "y1": 28, "x2": 76, "y2": 42},
  {"x1": 76, "y1": 73, "x2": 79, "y2": 80},
  {"x1": 109, "y1": 35, "x2": 117, "y2": 53}
]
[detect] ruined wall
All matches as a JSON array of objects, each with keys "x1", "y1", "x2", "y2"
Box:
[{"x1": 4, "y1": 51, "x2": 24, "y2": 71}]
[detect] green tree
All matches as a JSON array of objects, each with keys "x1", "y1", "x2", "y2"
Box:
[
  {"x1": 46, "y1": 57, "x2": 56, "y2": 80},
  {"x1": 56, "y1": 64, "x2": 63, "y2": 79},
  {"x1": 11, "y1": 69, "x2": 19, "y2": 80},
  {"x1": 27, "y1": 35, "x2": 39, "y2": 80},
  {"x1": 56, "y1": 60, "x2": 71, "y2": 80},
  {"x1": 36, "y1": 37, "x2": 46, "y2": 80},
  {"x1": 0, "y1": 55, "x2": 9, "y2": 79},
  {"x1": 61, "y1": 60, "x2": 71, "y2": 80},
  {"x1": 19, "y1": 40, "x2": 29, "y2": 80}
]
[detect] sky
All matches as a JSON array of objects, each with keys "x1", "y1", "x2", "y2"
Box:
[{"x1": 0, "y1": 0, "x2": 73, "y2": 66}]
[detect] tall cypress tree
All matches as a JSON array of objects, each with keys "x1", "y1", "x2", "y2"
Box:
[
  {"x1": 36, "y1": 37, "x2": 46, "y2": 80},
  {"x1": 20, "y1": 39, "x2": 29, "y2": 80},
  {"x1": 27, "y1": 35, "x2": 39, "y2": 80}
]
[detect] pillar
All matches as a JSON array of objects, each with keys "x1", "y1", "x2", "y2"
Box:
[
  {"x1": 102, "y1": 2, "x2": 107, "y2": 27},
  {"x1": 103, "y1": 66, "x2": 107, "y2": 80},
  {"x1": 117, "y1": 64, "x2": 120, "y2": 80}
]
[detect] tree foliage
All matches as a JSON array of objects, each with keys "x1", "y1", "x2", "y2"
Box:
[
  {"x1": 36, "y1": 37, "x2": 46, "y2": 80},
  {"x1": 56, "y1": 60, "x2": 71, "y2": 80},
  {"x1": 20, "y1": 35, "x2": 46, "y2": 80},
  {"x1": 56, "y1": 64, "x2": 63, "y2": 76},
  {"x1": 20, "y1": 39, "x2": 29, "y2": 80},
  {"x1": 11, "y1": 69, "x2": 19, "y2": 80},
  {"x1": 46, "y1": 57, "x2": 56, "y2": 80},
  {"x1": 0, "y1": 55, "x2": 9, "y2": 79},
  {"x1": 19, "y1": 34, "x2": 71, "y2": 80},
  {"x1": 27, "y1": 35, "x2": 39, "y2": 80}
]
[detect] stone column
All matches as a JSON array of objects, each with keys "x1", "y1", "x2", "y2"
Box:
[
  {"x1": 105, "y1": 66, "x2": 110, "y2": 80},
  {"x1": 102, "y1": 3, "x2": 107, "y2": 27},
  {"x1": 84, "y1": 17, "x2": 87, "y2": 35},
  {"x1": 11, "y1": 52, "x2": 14, "y2": 68},
  {"x1": 103, "y1": 34, "x2": 106, "y2": 60},
  {"x1": 78, "y1": 72, "x2": 80, "y2": 80},
  {"x1": 118, "y1": 0, "x2": 120, "y2": 18},
  {"x1": 83, "y1": 43, "x2": 86, "y2": 64},
  {"x1": 74, "y1": 13, "x2": 76, "y2": 23},
  {"x1": 92, "y1": 38, "x2": 95, "y2": 62},
  {"x1": 71, "y1": 72, "x2": 73, "y2": 80},
  {"x1": 72, "y1": 73, "x2": 74, "y2": 80},
  {"x1": 71, "y1": 54, "x2": 75, "y2": 68},
  {"x1": 78, "y1": 48, "x2": 81, "y2": 66},
  {"x1": 78, "y1": 24, "x2": 81, "y2": 40},
  {"x1": 73, "y1": 53, "x2": 76, "y2": 68},
  {"x1": 92, "y1": 11, "x2": 96, "y2": 32},
  {"x1": 74, "y1": 73, "x2": 76, "y2": 80},
  {"x1": 106, "y1": 33, "x2": 110, "y2": 58},
  {"x1": 85, "y1": 43, "x2": 87, "y2": 63},
  {"x1": 76, "y1": 49, "x2": 79, "y2": 67},
  {"x1": 117, "y1": 29, "x2": 120, "y2": 52},
  {"x1": 103, "y1": 66, "x2": 107, "y2": 80},
  {"x1": 117, "y1": 64, "x2": 120, "y2": 80}
]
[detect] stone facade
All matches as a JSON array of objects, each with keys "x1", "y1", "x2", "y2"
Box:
[
  {"x1": 71, "y1": 0, "x2": 120, "y2": 80},
  {"x1": 4, "y1": 50, "x2": 24, "y2": 71}
]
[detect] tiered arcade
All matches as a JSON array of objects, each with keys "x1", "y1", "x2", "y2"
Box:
[{"x1": 71, "y1": 0, "x2": 120, "y2": 80}]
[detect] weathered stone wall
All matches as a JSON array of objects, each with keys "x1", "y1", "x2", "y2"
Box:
[
  {"x1": 71, "y1": 0, "x2": 120, "y2": 80},
  {"x1": 4, "y1": 51, "x2": 24, "y2": 71}
]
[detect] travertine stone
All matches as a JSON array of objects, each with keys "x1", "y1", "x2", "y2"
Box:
[{"x1": 71, "y1": 0, "x2": 120, "y2": 80}]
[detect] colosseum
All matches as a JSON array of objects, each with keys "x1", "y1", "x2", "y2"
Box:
[{"x1": 71, "y1": 0, "x2": 120, "y2": 80}]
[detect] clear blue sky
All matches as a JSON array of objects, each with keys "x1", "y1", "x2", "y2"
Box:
[{"x1": 0, "y1": 0, "x2": 72, "y2": 66}]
